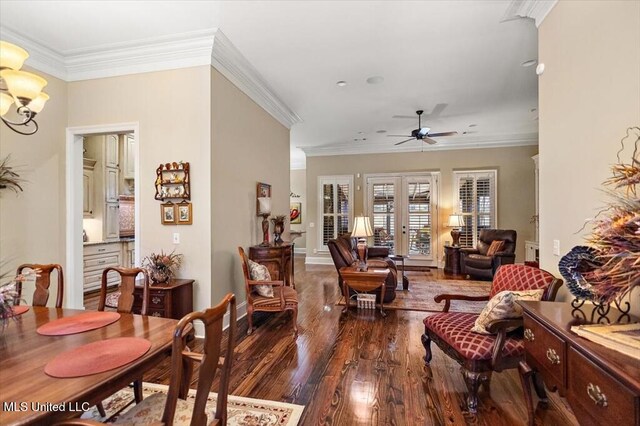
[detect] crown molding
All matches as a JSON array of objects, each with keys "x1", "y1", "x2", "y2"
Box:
[
  {"x1": 301, "y1": 133, "x2": 538, "y2": 157},
  {"x1": 290, "y1": 157, "x2": 307, "y2": 170},
  {"x1": 210, "y1": 31, "x2": 301, "y2": 129},
  {"x1": 502, "y1": 0, "x2": 558, "y2": 27},
  {"x1": 0, "y1": 27, "x2": 299, "y2": 129}
]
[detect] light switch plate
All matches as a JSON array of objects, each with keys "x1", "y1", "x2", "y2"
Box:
[{"x1": 173, "y1": 233, "x2": 180, "y2": 244}]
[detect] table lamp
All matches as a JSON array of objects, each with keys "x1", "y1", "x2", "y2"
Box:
[
  {"x1": 352, "y1": 216, "x2": 373, "y2": 270},
  {"x1": 447, "y1": 214, "x2": 465, "y2": 247},
  {"x1": 257, "y1": 196, "x2": 271, "y2": 246}
]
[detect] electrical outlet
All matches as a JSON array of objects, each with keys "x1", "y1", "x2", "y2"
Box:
[
  {"x1": 309, "y1": 222, "x2": 315, "y2": 228},
  {"x1": 173, "y1": 233, "x2": 180, "y2": 244},
  {"x1": 553, "y1": 239, "x2": 560, "y2": 256}
]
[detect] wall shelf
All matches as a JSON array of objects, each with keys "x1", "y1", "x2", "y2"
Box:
[{"x1": 154, "y1": 162, "x2": 190, "y2": 201}]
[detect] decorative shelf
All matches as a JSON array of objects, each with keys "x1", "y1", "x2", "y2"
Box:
[{"x1": 154, "y1": 162, "x2": 190, "y2": 201}]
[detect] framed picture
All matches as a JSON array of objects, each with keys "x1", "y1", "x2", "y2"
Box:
[
  {"x1": 161, "y1": 203, "x2": 176, "y2": 225},
  {"x1": 290, "y1": 202, "x2": 302, "y2": 224},
  {"x1": 177, "y1": 202, "x2": 193, "y2": 225},
  {"x1": 256, "y1": 182, "x2": 271, "y2": 215}
]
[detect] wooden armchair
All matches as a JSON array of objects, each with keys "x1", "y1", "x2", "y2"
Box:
[
  {"x1": 238, "y1": 247, "x2": 298, "y2": 337},
  {"x1": 113, "y1": 294, "x2": 237, "y2": 426},
  {"x1": 422, "y1": 264, "x2": 562, "y2": 413},
  {"x1": 16, "y1": 263, "x2": 64, "y2": 308}
]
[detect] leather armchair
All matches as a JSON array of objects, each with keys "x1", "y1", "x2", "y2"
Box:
[
  {"x1": 328, "y1": 234, "x2": 397, "y2": 303},
  {"x1": 460, "y1": 229, "x2": 517, "y2": 280}
]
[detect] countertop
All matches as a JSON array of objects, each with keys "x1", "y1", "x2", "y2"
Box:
[{"x1": 84, "y1": 237, "x2": 135, "y2": 246}]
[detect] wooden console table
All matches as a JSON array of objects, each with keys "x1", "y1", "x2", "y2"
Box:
[
  {"x1": 133, "y1": 278, "x2": 194, "y2": 319},
  {"x1": 249, "y1": 243, "x2": 294, "y2": 288},
  {"x1": 518, "y1": 301, "x2": 639, "y2": 426}
]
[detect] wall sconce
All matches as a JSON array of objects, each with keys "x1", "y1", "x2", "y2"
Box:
[{"x1": 0, "y1": 41, "x2": 50, "y2": 135}]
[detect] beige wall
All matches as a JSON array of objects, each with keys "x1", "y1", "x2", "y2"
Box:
[
  {"x1": 0, "y1": 69, "x2": 67, "y2": 306},
  {"x1": 306, "y1": 145, "x2": 538, "y2": 263},
  {"x1": 538, "y1": 1, "x2": 640, "y2": 303},
  {"x1": 68, "y1": 66, "x2": 213, "y2": 311},
  {"x1": 290, "y1": 169, "x2": 307, "y2": 250},
  {"x1": 210, "y1": 68, "x2": 290, "y2": 306}
]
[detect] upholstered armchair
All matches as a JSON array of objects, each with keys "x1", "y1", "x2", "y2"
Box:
[
  {"x1": 422, "y1": 264, "x2": 562, "y2": 413},
  {"x1": 460, "y1": 229, "x2": 517, "y2": 279},
  {"x1": 328, "y1": 234, "x2": 397, "y2": 303}
]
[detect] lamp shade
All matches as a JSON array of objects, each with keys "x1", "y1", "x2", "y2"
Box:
[
  {"x1": 0, "y1": 41, "x2": 29, "y2": 70},
  {"x1": 447, "y1": 214, "x2": 465, "y2": 228},
  {"x1": 0, "y1": 91, "x2": 13, "y2": 116},
  {"x1": 351, "y1": 216, "x2": 373, "y2": 238},
  {"x1": 1, "y1": 69, "x2": 47, "y2": 102},
  {"x1": 257, "y1": 196, "x2": 271, "y2": 215}
]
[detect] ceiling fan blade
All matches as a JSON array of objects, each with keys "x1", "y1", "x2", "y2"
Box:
[
  {"x1": 392, "y1": 115, "x2": 418, "y2": 119},
  {"x1": 427, "y1": 131, "x2": 458, "y2": 137},
  {"x1": 424, "y1": 103, "x2": 447, "y2": 119},
  {"x1": 387, "y1": 134, "x2": 412, "y2": 137},
  {"x1": 423, "y1": 137, "x2": 438, "y2": 145},
  {"x1": 394, "y1": 138, "x2": 415, "y2": 146}
]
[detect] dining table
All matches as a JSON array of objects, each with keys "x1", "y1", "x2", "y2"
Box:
[{"x1": 0, "y1": 306, "x2": 178, "y2": 425}]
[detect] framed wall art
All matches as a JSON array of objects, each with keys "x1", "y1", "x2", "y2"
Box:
[
  {"x1": 161, "y1": 202, "x2": 176, "y2": 225},
  {"x1": 177, "y1": 202, "x2": 193, "y2": 225},
  {"x1": 290, "y1": 202, "x2": 302, "y2": 224}
]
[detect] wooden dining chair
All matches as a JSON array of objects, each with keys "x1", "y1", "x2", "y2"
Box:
[
  {"x1": 112, "y1": 293, "x2": 237, "y2": 425},
  {"x1": 16, "y1": 263, "x2": 64, "y2": 308},
  {"x1": 96, "y1": 267, "x2": 150, "y2": 417}
]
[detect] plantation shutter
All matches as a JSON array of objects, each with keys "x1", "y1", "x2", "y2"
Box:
[
  {"x1": 319, "y1": 176, "x2": 354, "y2": 249},
  {"x1": 453, "y1": 171, "x2": 497, "y2": 247}
]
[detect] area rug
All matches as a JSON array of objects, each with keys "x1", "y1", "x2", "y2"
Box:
[
  {"x1": 81, "y1": 382, "x2": 304, "y2": 425},
  {"x1": 337, "y1": 271, "x2": 491, "y2": 313}
]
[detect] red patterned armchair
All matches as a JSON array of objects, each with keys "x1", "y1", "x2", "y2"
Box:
[{"x1": 422, "y1": 264, "x2": 562, "y2": 413}]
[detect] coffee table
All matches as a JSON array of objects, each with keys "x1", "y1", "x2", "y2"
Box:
[
  {"x1": 339, "y1": 265, "x2": 390, "y2": 317},
  {"x1": 388, "y1": 254, "x2": 410, "y2": 290}
]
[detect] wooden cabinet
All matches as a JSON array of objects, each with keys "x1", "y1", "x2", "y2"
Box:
[
  {"x1": 82, "y1": 158, "x2": 96, "y2": 218},
  {"x1": 123, "y1": 134, "x2": 135, "y2": 180},
  {"x1": 132, "y1": 278, "x2": 194, "y2": 319},
  {"x1": 249, "y1": 243, "x2": 294, "y2": 288},
  {"x1": 444, "y1": 245, "x2": 461, "y2": 275},
  {"x1": 83, "y1": 242, "x2": 122, "y2": 292},
  {"x1": 104, "y1": 134, "x2": 119, "y2": 169},
  {"x1": 519, "y1": 302, "x2": 640, "y2": 426},
  {"x1": 104, "y1": 203, "x2": 120, "y2": 240},
  {"x1": 105, "y1": 167, "x2": 119, "y2": 203}
]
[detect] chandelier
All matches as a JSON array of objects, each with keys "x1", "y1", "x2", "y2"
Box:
[{"x1": 0, "y1": 41, "x2": 49, "y2": 135}]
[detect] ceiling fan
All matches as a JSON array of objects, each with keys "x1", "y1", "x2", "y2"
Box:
[{"x1": 388, "y1": 110, "x2": 458, "y2": 145}]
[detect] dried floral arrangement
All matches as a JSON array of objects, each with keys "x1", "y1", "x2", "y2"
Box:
[
  {"x1": 143, "y1": 250, "x2": 183, "y2": 283},
  {"x1": 583, "y1": 127, "x2": 640, "y2": 302},
  {"x1": 0, "y1": 266, "x2": 38, "y2": 327},
  {"x1": 0, "y1": 155, "x2": 24, "y2": 194}
]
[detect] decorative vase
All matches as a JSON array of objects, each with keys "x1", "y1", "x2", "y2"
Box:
[
  {"x1": 272, "y1": 218, "x2": 285, "y2": 244},
  {"x1": 149, "y1": 268, "x2": 170, "y2": 284}
]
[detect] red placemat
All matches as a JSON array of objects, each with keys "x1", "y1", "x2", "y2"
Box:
[
  {"x1": 44, "y1": 337, "x2": 151, "y2": 378},
  {"x1": 12, "y1": 305, "x2": 29, "y2": 316},
  {"x1": 37, "y1": 311, "x2": 121, "y2": 336}
]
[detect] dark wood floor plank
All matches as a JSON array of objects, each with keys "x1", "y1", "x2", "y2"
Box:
[{"x1": 84, "y1": 256, "x2": 580, "y2": 425}]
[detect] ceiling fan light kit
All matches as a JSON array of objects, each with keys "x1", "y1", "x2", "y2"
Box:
[{"x1": 390, "y1": 109, "x2": 458, "y2": 146}]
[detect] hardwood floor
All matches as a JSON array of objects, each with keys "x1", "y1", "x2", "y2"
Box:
[{"x1": 85, "y1": 257, "x2": 579, "y2": 425}]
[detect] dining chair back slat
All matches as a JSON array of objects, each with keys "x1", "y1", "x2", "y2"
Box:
[
  {"x1": 98, "y1": 267, "x2": 149, "y2": 315},
  {"x1": 16, "y1": 263, "x2": 64, "y2": 308}
]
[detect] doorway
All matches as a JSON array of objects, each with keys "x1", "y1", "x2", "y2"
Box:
[
  {"x1": 364, "y1": 173, "x2": 440, "y2": 267},
  {"x1": 65, "y1": 123, "x2": 140, "y2": 309}
]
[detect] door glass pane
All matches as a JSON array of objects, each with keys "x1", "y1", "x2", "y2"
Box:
[
  {"x1": 337, "y1": 215, "x2": 349, "y2": 236},
  {"x1": 323, "y1": 184, "x2": 334, "y2": 214},
  {"x1": 407, "y1": 181, "x2": 431, "y2": 256},
  {"x1": 337, "y1": 183, "x2": 349, "y2": 214},
  {"x1": 372, "y1": 183, "x2": 395, "y2": 252},
  {"x1": 323, "y1": 215, "x2": 334, "y2": 245}
]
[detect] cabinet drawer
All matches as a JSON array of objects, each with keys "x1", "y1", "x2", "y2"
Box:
[
  {"x1": 84, "y1": 255, "x2": 120, "y2": 270},
  {"x1": 149, "y1": 292, "x2": 166, "y2": 308},
  {"x1": 147, "y1": 309, "x2": 165, "y2": 318},
  {"x1": 84, "y1": 243, "x2": 121, "y2": 257},
  {"x1": 567, "y1": 347, "x2": 638, "y2": 426},
  {"x1": 523, "y1": 315, "x2": 566, "y2": 393}
]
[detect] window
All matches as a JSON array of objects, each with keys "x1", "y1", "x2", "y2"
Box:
[
  {"x1": 318, "y1": 175, "x2": 353, "y2": 250},
  {"x1": 453, "y1": 170, "x2": 497, "y2": 247}
]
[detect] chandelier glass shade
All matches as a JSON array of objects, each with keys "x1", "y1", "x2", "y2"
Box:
[{"x1": 0, "y1": 41, "x2": 49, "y2": 135}]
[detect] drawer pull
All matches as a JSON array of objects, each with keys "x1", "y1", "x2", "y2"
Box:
[
  {"x1": 98, "y1": 248, "x2": 106, "y2": 252},
  {"x1": 546, "y1": 348, "x2": 561, "y2": 365},
  {"x1": 151, "y1": 312, "x2": 162, "y2": 317},
  {"x1": 587, "y1": 383, "x2": 608, "y2": 407},
  {"x1": 98, "y1": 260, "x2": 106, "y2": 264},
  {"x1": 524, "y1": 328, "x2": 535, "y2": 342},
  {"x1": 152, "y1": 297, "x2": 162, "y2": 304}
]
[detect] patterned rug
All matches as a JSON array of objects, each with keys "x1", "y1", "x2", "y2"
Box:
[
  {"x1": 337, "y1": 271, "x2": 492, "y2": 313},
  {"x1": 82, "y1": 382, "x2": 304, "y2": 425}
]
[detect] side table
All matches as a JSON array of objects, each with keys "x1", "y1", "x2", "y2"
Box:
[
  {"x1": 133, "y1": 278, "x2": 194, "y2": 319},
  {"x1": 388, "y1": 254, "x2": 410, "y2": 290},
  {"x1": 340, "y1": 265, "x2": 389, "y2": 317},
  {"x1": 444, "y1": 245, "x2": 461, "y2": 275}
]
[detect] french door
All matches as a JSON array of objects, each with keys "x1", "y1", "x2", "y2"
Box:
[{"x1": 366, "y1": 174, "x2": 439, "y2": 265}]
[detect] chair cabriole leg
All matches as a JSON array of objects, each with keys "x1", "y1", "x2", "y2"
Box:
[
  {"x1": 462, "y1": 369, "x2": 489, "y2": 414},
  {"x1": 421, "y1": 333, "x2": 433, "y2": 365}
]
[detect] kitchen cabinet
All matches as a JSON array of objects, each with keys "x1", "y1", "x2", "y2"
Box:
[
  {"x1": 123, "y1": 134, "x2": 135, "y2": 180},
  {"x1": 104, "y1": 134, "x2": 119, "y2": 168},
  {"x1": 105, "y1": 167, "x2": 119, "y2": 203},
  {"x1": 104, "y1": 203, "x2": 120, "y2": 240},
  {"x1": 82, "y1": 158, "x2": 96, "y2": 218},
  {"x1": 83, "y1": 242, "x2": 122, "y2": 292}
]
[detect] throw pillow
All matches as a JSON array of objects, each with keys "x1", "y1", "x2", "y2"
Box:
[
  {"x1": 487, "y1": 240, "x2": 505, "y2": 256},
  {"x1": 471, "y1": 289, "x2": 545, "y2": 334},
  {"x1": 247, "y1": 259, "x2": 274, "y2": 298}
]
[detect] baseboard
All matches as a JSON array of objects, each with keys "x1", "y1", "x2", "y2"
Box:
[
  {"x1": 294, "y1": 247, "x2": 306, "y2": 255},
  {"x1": 193, "y1": 300, "x2": 247, "y2": 339},
  {"x1": 305, "y1": 256, "x2": 334, "y2": 265}
]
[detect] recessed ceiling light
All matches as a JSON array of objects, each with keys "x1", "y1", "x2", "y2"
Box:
[
  {"x1": 521, "y1": 59, "x2": 537, "y2": 67},
  {"x1": 530, "y1": 108, "x2": 537, "y2": 112},
  {"x1": 366, "y1": 76, "x2": 384, "y2": 84},
  {"x1": 358, "y1": 131, "x2": 364, "y2": 135},
  {"x1": 468, "y1": 124, "x2": 478, "y2": 127},
  {"x1": 376, "y1": 130, "x2": 387, "y2": 134},
  {"x1": 336, "y1": 81, "x2": 347, "y2": 87}
]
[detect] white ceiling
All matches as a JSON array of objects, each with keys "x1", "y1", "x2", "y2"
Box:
[{"x1": 0, "y1": 1, "x2": 540, "y2": 168}]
